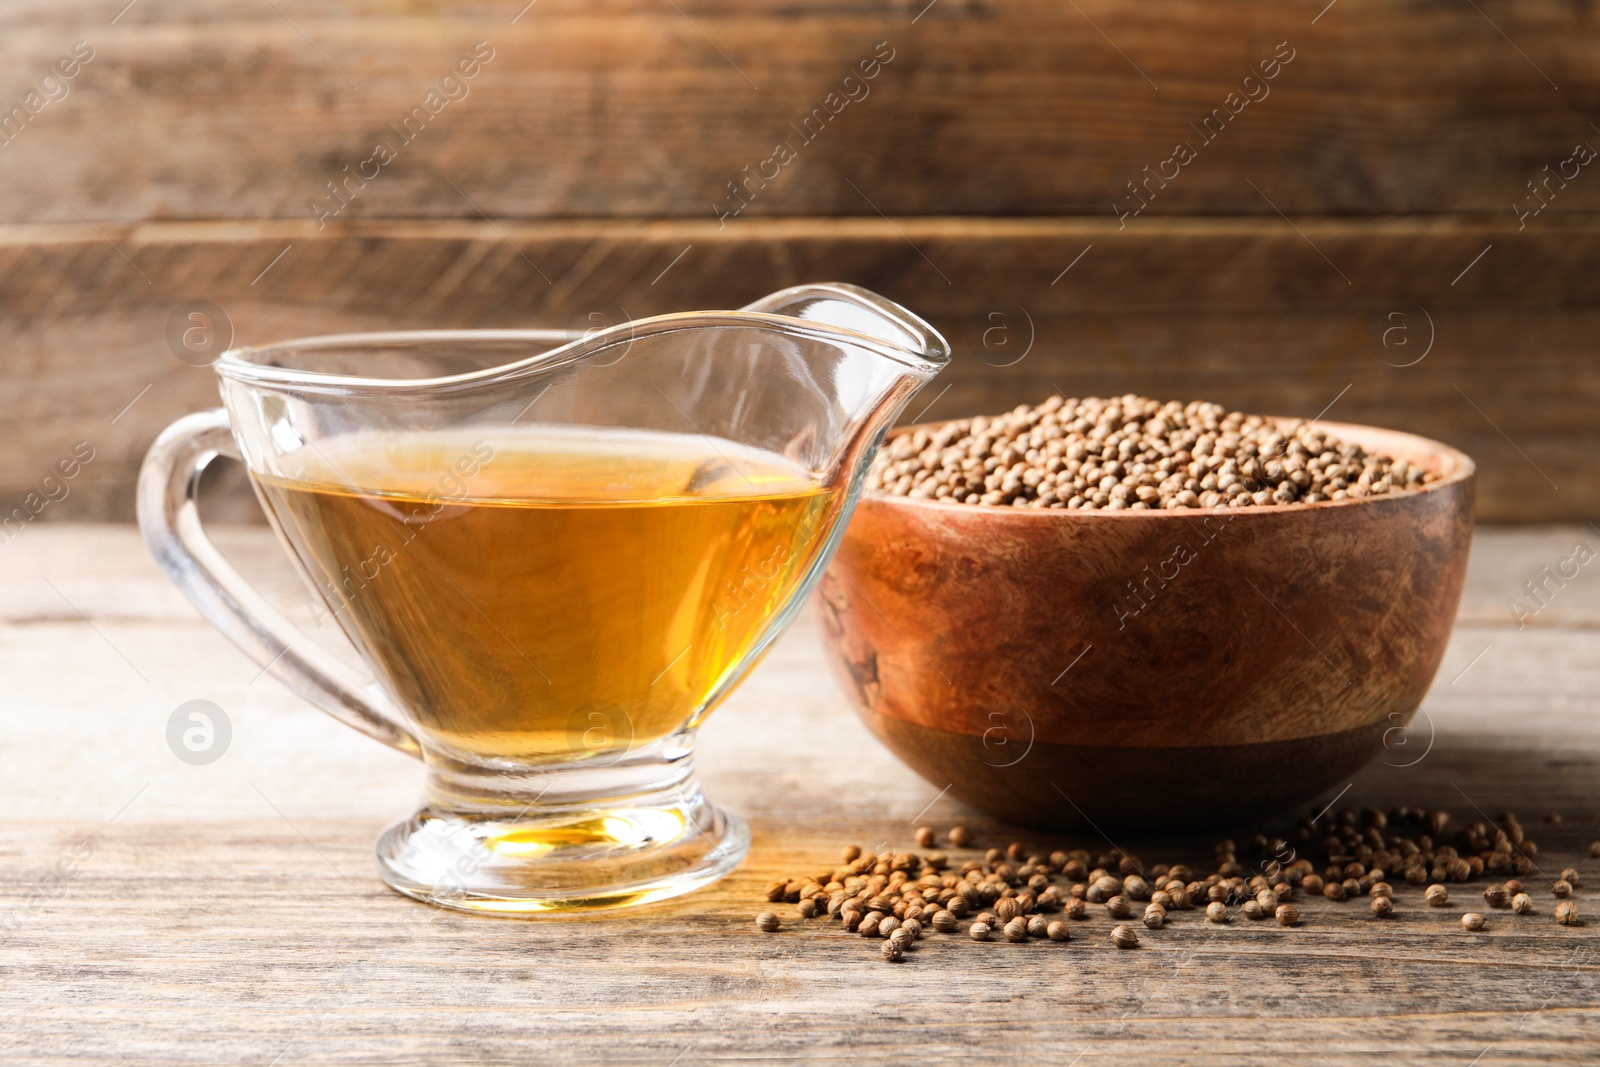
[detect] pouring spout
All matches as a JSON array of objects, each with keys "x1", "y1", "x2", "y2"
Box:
[{"x1": 739, "y1": 283, "x2": 951, "y2": 378}]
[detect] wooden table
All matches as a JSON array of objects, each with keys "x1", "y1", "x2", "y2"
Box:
[{"x1": 2, "y1": 524, "x2": 1597, "y2": 1063}]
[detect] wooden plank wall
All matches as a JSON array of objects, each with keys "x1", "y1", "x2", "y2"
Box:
[{"x1": 2, "y1": 0, "x2": 1597, "y2": 522}]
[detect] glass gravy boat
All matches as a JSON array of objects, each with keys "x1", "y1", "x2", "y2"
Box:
[{"x1": 138, "y1": 284, "x2": 948, "y2": 913}]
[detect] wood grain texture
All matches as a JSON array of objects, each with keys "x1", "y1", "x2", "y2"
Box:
[
  {"x1": 0, "y1": 524, "x2": 1596, "y2": 1064},
  {"x1": 817, "y1": 423, "x2": 1475, "y2": 828},
  {"x1": 3, "y1": 1, "x2": 1600, "y2": 221},
  {"x1": 1, "y1": 217, "x2": 1594, "y2": 524}
]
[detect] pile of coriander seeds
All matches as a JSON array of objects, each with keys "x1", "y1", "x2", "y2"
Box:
[
  {"x1": 753, "y1": 808, "x2": 1591, "y2": 961},
  {"x1": 866, "y1": 394, "x2": 1439, "y2": 510}
]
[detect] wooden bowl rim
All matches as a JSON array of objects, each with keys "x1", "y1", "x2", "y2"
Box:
[{"x1": 868, "y1": 416, "x2": 1475, "y2": 519}]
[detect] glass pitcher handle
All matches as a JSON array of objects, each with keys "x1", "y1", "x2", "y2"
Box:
[{"x1": 137, "y1": 409, "x2": 423, "y2": 759}]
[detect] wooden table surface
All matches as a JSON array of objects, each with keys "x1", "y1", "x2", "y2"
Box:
[{"x1": 1, "y1": 523, "x2": 1597, "y2": 1064}]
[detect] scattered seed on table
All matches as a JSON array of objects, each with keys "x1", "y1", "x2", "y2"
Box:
[
  {"x1": 841, "y1": 844, "x2": 861, "y2": 863},
  {"x1": 1047, "y1": 920, "x2": 1071, "y2": 942},
  {"x1": 1369, "y1": 882, "x2": 1393, "y2": 899},
  {"x1": 1027, "y1": 915, "x2": 1049, "y2": 938},
  {"x1": 948, "y1": 826, "x2": 972, "y2": 847},
  {"x1": 1003, "y1": 918, "x2": 1030, "y2": 943},
  {"x1": 1461, "y1": 912, "x2": 1486, "y2": 931},
  {"x1": 756, "y1": 912, "x2": 781, "y2": 932},
  {"x1": 859, "y1": 914, "x2": 882, "y2": 938},
  {"x1": 969, "y1": 922, "x2": 992, "y2": 941},
  {"x1": 1111, "y1": 925, "x2": 1139, "y2": 949},
  {"x1": 1105, "y1": 895, "x2": 1133, "y2": 919},
  {"x1": 1560, "y1": 867, "x2": 1581, "y2": 888},
  {"x1": 1425, "y1": 884, "x2": 1449, "y2": 907},
  {"x1": 882, "y1": 939, "x2": 904, "y2": 962},
  {"x1": 914, "y1": 826, "x2": 935, "y2": 848},
  {"x1": 1323, "y1": 881, "x2": 1347, "y2": 902},
  {"x1": 1275, "y1": 904, "x2": 1300, "y2": 927},
  {"x1": 1555, "y1": 901, "x2": 1580, "y2": 926},
  {"x1": 1064, "y1": 898, "x2": 1088, "y2": 920},
  {"x1": 1553, "y1": 880, "x2": 1573, "y2": 899},
  {"x1": 1589, "y1": 841, "x2": 1600, "y2": 858},
  {"x1": 1301, "y1": 874, "x2": 1324, "y2": 896},
  {"x1": 901, "y1": 918, "x2": 923, "y2": 940},
  {"x1": 1206, "y1": 902, "x2": 1230, "y2": 923},
  {"x1": 1370, "y1": 895, "x2": 1394, "y2": 918},
  {"x1": 1482, "y1": 884, "x2": 1509, "y2": 908},
  {"x1": 931, "y1": 909, "x2": 958, "y2": 933},
  {"x1": 1512, "y1": 893, "x2": 1534, "y2": 914},
  {"x1": 1144, "y1": 903, "x2": 1167, "y2": 929}
]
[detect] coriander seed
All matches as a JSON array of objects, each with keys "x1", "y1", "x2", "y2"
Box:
[
  {"x1": 1110, "y1": 925, "x2": 1139, "y2": 949},
  {"x1": 1144, "y1": 903, "x2": 1166, "y2": 929},
  {"x1": 1003, "y1": 918, "x2": 1030, "y2": 943},
  {"x1": 1323, "y1": 881, "x2": 1346, "y2": 902},
  {"x1": 1589, "y1": 841, "x2": 1599, "y2": 858},
  {"x1": 901, "y1": 917, "x2": 923, "y2": 940},
  {"x1": 1046, "y1": 920, "x2": 1070, "y2": 941},
  {"x1": 1064, "y1": 898, "x2": 1088, "y2": 920},
  {"x1": 1241, "y1": 900, "x2": 1265, "y2": 920},
  {"x1": 1482, "y1": 884, "x2": 1509, "y2": 909},
  {"x1": 870, "y1": 394, "x2": 1436, "y2": 510},
  {"x1": 858, "y1": 914, "x2": 882, "y2": 938},
  {"x1": 1553, "y1": 880, "x2": 1573, "y2": 899},
  {"x1": 1206, "y1": 902, "x2": 1230, "y2": 923},
  {"x1": 881, "y1": 939, "x2": 904, "y2": 962},
  {"x1": 1026, "y1": 915, "x2": 1048, "y2": 938},
  {"x1": 841, "y1": 845, "x2": 862, "y2": 863},
  {"x1": 1555, "y1": 901, "x2": 1580, "y2": 926},
  {"x1": 1275, "y1": 904, "x2": 1299, "y2": 927},
  {"x1": 948, "y1": 826, "x2": 972, "y2": 848},
  {"x1": 756, "y1": 912, "x2": 781, "y2": 932},
  {"x1": 1511, "y1": 893, "x2": 1533, "y2": 914},
  {"x1": 1425, "y1": 884, "x2": 1449, "y2": 907},
  {"x1": 931, "y1": 909, "x2": 959, "y2": 933},
  {"x1": 914, "y1": 826, "x2": 935, "y2": 848},
  {"x1": 1560, "y1": 867, "x2": 1581, "y2": 888},
  {"x1": 1370, "y1": 895, "x2": 1393, "y2": 918},
  {"x1": 1105, "y1": 895, "x2": 1133, "y2": 919},
  {"x1": 969, "y1": 921, "x2": 992, "y2": 941},
  {"x1": 1461, "y1": 912, "x2": 1485, "y2": 931}
]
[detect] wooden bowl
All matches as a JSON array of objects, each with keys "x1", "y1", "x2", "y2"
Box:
[{"x1": 816, "y1": 420, "x2": 1475, "y2": 832}]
